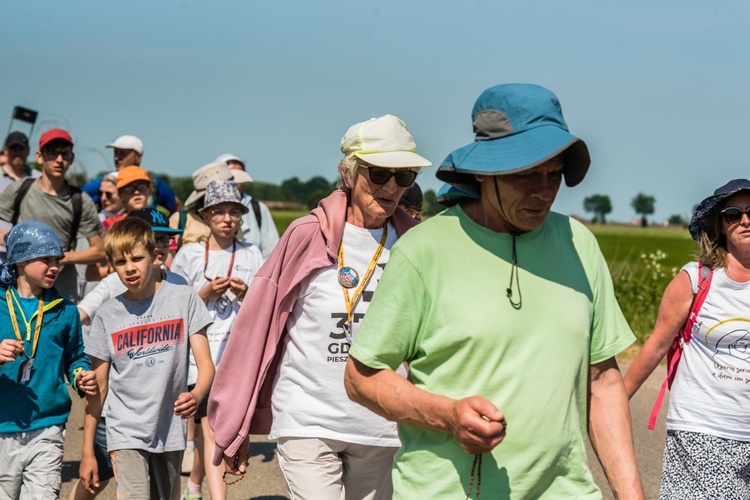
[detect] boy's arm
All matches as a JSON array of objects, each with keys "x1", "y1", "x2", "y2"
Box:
[
  {"x1": 61, "y1": 234, "x2": 106, "y2": 266},
  {"x1": 62, "y1": 310, "x2": 94, "y2": 397},
  {"x1": 81, "y1": 357, "x2": 109, "y2": 494},
  {"x1": 175, "y1": 329, "x2": 214, "y2": 418}
]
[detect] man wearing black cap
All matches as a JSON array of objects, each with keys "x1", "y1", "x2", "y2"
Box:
[
  {"x1": 0, "y1": 132, "x2": 40, "y2": 193},
  {"x1": 346, "y1": 84, "x2": 643, "y2": 498}
]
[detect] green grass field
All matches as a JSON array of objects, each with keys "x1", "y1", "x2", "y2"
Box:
[{"x1": 270, "y1": 210, "x2": 309, "y2": 235}]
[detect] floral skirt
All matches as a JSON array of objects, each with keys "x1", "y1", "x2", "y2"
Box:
[{"x1": 660, "y1": 429, "x2": 750, "y2": 499}]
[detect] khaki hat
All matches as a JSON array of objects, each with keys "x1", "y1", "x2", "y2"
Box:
[
  {"x1": 184, "y1": 161, "x2": 253, "y2": 207},
  {"x1": 340, "y1": 114, "x2": 432, "y2": 168}
]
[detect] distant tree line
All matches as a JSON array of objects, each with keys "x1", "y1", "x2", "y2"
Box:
[{"x1": 584, "y1": 192, "x2": 686, "y2": 227}]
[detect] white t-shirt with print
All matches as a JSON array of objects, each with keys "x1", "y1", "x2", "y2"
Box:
[
  {"x1": 270, "y1": 221, "x2": 403, "y2": 447},
  {"x1": 172, "y1": 240, "x2": 264, "y2": 385},
  {"x1": 668, "y1": 262, "x2": 750, "y2": 441}
]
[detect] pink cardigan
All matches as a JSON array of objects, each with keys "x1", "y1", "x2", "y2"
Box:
[{"x1": 208, "y1": 190, "x2": 418, "y2": 464}]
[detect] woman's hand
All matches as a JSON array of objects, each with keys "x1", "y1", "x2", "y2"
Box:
[{"x1": 229, "y1": 277, "x2": 248, "y2": 299}]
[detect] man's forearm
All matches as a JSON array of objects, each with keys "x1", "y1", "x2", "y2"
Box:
[
  {"x1": 589, "y1": 358, "x2": 644, "y2": 499},
  {"x1": 63, "y1": 246, "x2": 106, "y2": 265}
]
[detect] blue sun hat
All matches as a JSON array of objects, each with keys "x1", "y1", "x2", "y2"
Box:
[
  {"x1": 688, "y1": 179, "x2": 750, "y2": 241},
  {"x1": 0, "y1": 221, "x2": 65, "y2": 286},
  {"x1": 435, "y1": 182, "x2": 480, "y2": 207},
  {"x1": 437, "y1": 84, "x2": 590, "y2": 190}
]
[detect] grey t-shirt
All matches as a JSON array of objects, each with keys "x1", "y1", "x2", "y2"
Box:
[
  {"x1": 85, "y1": 281, "x2": 212, "y2": 453},
  {"x1": 0, "y1": 179, "x2": 103, "y2": 301}
]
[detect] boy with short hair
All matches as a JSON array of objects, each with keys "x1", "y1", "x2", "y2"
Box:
[
  {"x1": 0, "y1": 221, "x2": 97, "y2": 499},
  {"x1": 80, "y1": 217, "x2": 214, "y2": 499}
]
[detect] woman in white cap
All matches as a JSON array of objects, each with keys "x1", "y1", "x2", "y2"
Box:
[
  {"x1": 208, "y1": 115, "x2": 431, "y2": 499},
  {"x1": 625, "y1": 179, "x2": 750, "y2": 499}
]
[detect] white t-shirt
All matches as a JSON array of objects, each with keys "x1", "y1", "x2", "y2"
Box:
[
  {"x1": 172, "y1": 240, "x2": 264, "y2": 385},
  {"x1": 668, "y1": 262, "x2": 750, "y2": 441},
  {"x1": 270, "y1": 221, "x2": 403, "y2": 447}
]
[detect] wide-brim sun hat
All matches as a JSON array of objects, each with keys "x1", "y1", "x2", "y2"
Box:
[
  {"x1": 198, "y1": 179, "x2": 249, "y2": 214},
  {"x1": 340, "y1": 114, "x2": 432, "y2": 169},
  {"x1": 437, "y1": 84, "x2": 590, "y2": 189},
  {"x1": 435, "y1": 182, "x2": 480, "y2": 207},
  {"x1": 688, "y1": 178, "x2": 750, "y2": 241},
  {"x1": 184, "y1": 161, "x2": 254, "y2": 207}
]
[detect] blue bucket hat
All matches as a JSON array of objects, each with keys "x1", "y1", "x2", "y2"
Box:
[
  {"x1": 688, "y1": 178, "x2": 750, "y2": 241},
  {"x1": 437, "y1": 84, "x2": 590, "y2": 189},
  {"x1": 0, "y1": 221, "x2": 65, "y2": 287},
  {"x1": 435, "y1": 182, "x2": 480, "y2": 207}
]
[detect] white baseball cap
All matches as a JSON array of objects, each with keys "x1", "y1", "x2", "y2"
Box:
[
  {"x1": 106, "y1": 135, "x2": 144, "y2": 154},
  {"x1": 340, "y1": 114, "x2": 432, "y2": 168}
]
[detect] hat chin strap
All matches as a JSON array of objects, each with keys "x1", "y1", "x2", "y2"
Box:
[{"x1": 491, "y1": 177, "x2": 522, "y2": 309}]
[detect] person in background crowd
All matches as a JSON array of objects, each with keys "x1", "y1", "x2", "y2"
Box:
[
  {"x1": 0, "y1": 129, "x2": 105, "y2": 302},
  {"x1": 344, "y1": 84, "x2": 643, "y2": 499},
  {"x1": 215, "y1": 154, "x2": 280, "y2": 259},
  {"x1": 625, "y1": 178, "x2": 750, "y2": 498},
  {"x1": 168, "y1": 162, "x2": 253, "y2": 249},
  {"x1": 1, "y1": 131, "x2": 40, "y2": 193},
  {"x1": 97, "y1": 172, "x2": 123, "y2": 221},
  {"x1": 172, "y1": 180, "x2": 263, "y2": 500},
  {"x1": 398, "y1": 182, "x2": 423, "y2": 221},
  {"x1": 0, "y1": 221, "x2": 97, "y2": 499},
  {"x1": 81, "y1": 135, "x2": 181, "y2": 213},
  {"x1": 209, "y1": 114, "x2": 430, "y2": 500},
  {"x1": 0, "y1": 131, "x2": 42, "y2": 258}
]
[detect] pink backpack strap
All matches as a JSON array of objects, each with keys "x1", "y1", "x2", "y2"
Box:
[{"x1": 648, "y1": 263, "x2": 713, "y2": 430}]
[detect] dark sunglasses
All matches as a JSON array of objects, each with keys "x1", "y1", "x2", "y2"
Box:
[
  {"x1": 120, "y1": 182, "x2": 151, "y2": 196},
  {"x1": 721, "y1": 206, "x2": 750, "y2": 224},
  {"x1": 99, "y1": 191, "x2": 117, "y2": 199},
  {"x1": 41, "y1": 149, "x2": 74, "y2": 162},
  {"x1": 362, "y1": 166, "x2": 417, "y2": 188}
]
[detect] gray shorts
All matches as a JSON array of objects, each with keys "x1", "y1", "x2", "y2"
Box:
[
  {"x1": 0, "y1": 424, "x2": 65, "y2": 499},
  {"x1": 111, "y1": 449, "x2": 183, "y2": 500}
]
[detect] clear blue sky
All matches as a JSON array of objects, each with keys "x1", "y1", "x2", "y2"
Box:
[{"x1": 3, "y1": 1, "x2": 749, "y2": 223}]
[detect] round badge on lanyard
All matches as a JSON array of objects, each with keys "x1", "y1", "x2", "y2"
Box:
[{"x1": 338, "y1": 266, "x2": 360, "y2": 288}]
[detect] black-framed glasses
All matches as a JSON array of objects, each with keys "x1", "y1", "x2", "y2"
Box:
[
  {"x1": 361, "y1": 166, "x2": 417, "y2": 188},
  {"x1": 41, "y1": 149, "x2": 74, "y2": 162},
  {"x1": 721, "y1": 206, "x2": 750, "y2": 224},
  {"x1": 120, "y1": 182, "x2": 150, "y2": 196}
]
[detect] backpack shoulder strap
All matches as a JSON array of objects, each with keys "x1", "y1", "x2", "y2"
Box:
[
  {"x1": 68, "y1": 185, "x2": 83, "y2": 251},
  {"x1": 648, "y1": 263, "x2": 714, "y2": 429},
  {"x1": 251, "y1": 199, "x2": 262, "y2": 230},
  {"x1": 177, "y1": 209, "x2": 188, "y2": 248},
  {"x1": 11, "y1": 178, "x2": 36, "y2": 226}
]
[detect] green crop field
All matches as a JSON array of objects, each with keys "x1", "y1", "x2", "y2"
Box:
[
  {"x1": 588, "y1": 224, "x2": 698, "y2": 342},
  {"x1": 271, "y1": 210, "x2": 309, "y2": 235}
]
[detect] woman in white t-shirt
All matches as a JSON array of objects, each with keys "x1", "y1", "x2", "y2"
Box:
[
  {"x1": 171, "y1": 179, "x2": 263, "y2": 500},
  {"x1": 209, "y1": 115, "x2": 431, "y2": 500},
  {"x1": 625, "y1": 179, "x2": 750, "y2": 498}
]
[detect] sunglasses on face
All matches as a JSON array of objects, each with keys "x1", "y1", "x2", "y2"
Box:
[
  {"x1": 120, "y1": 182, "x2": 150, "y2": 196},
  {"x1": 362, "y1": 166, "x2": 417, "y2": 188},
  {"x1": 41, "y1": 149, "x2": 74, "y2": 162},
  {"x1": 99, "y1": 191, "x2": 117, "y2": 199},
  {"x1": 721, "y1": 206, "x2": 750, "y2": 224},
  {"x1": 154, "y1": 234, "x2": 172, "y2": 247}
]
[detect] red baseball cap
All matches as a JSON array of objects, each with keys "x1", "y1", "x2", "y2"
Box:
[{"x1": 39, "y1": 128, "x2": 74, "y2": 150}]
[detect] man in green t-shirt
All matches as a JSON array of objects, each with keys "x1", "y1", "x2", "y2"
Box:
[{"x1": 345, "y1": 84, "x2": 644, "y2": 499}]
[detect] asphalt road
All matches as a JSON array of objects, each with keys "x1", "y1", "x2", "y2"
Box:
[{"x1": 59, "y1": 363, "x2": 667, "y2": 499}]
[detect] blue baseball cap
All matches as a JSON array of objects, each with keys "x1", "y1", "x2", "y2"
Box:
[
  {"x1": 437, "y1": 84, "x2": 590, "y2": 189},
  {"x1": 127, "y1": 208, "x2": 183, "y2": 234}
]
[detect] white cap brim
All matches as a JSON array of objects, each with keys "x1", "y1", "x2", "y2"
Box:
[{"x1": 353, "y1": 151, "x2": 432, "y2": 168}]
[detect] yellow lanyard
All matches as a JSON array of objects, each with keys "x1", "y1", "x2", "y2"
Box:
[
  {"x1": 6, "y1": 288, "x2": 45, "y2": 359},
  {"x1": 338, "y1": 224, "x2": 388, "y2": 341}
]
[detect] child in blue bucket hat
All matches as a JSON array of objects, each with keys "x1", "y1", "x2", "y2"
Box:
[{"x1": 0, "y1": 220, "x2": 97, "y2": 498}]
